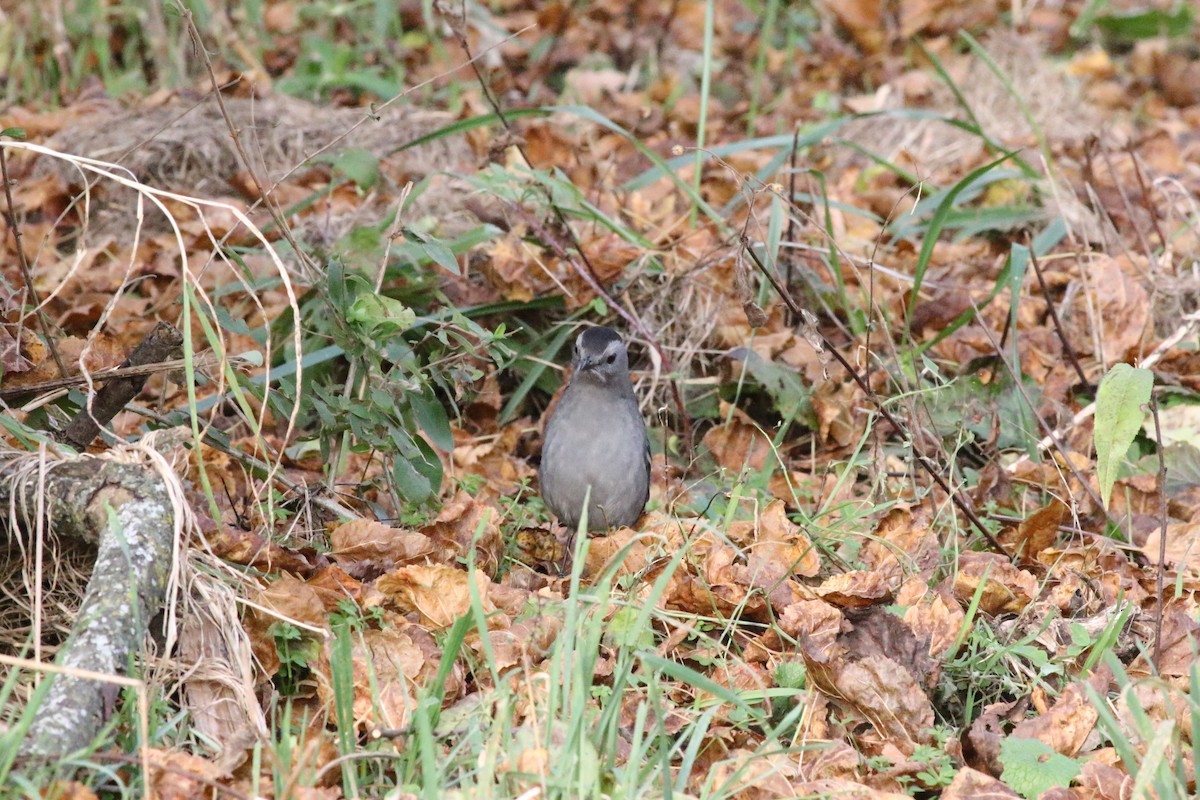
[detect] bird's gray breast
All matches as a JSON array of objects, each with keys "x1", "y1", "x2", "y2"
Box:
[{"x1": 540, "y1": 385, "x2": 649, "y2": 529}]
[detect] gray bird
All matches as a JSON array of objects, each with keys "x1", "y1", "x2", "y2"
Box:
[{"x1": 539, "y1": 326, "x2": 650, "y2": 532}]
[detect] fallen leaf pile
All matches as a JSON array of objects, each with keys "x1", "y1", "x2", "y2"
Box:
[{"x1": 3, "y1": 0, "x2": 1200, "y2": 797}]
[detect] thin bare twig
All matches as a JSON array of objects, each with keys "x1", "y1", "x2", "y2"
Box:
[
  {"x1": 740, "y1": 237, "x2": 1008, "y2": 556},
  {"x1": 1149, "y1": 393, "x2": 1167, "y2": 672},
  {"x1": 1009, "y1": 310, "x2": 1200, "y2": 471},
  {"x1": 0, "y1": 353, "x2": 229, "y2": 401},
  {"x1": 1027, "y1": 242, "x2": 1089, "y2": 387},
  {"x1": 0, "y1": 143, "x2": 69, "y2": 380},
  {"x1": 447, "y1": 5, "x2": 695, "y2": 455}
]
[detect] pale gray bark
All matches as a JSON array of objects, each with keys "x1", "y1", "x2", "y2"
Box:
[{"x1": 0, "y1": 456, "x2": 175, "y2": 757}]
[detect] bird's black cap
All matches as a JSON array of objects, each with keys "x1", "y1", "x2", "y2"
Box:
[{"x1": 577, "y1": 326, "x2": 622, "y2": 352}]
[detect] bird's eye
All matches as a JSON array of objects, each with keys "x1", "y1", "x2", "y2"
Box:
[{"x1": 606, "y1": 353, "x2": 616, "y2": 364}]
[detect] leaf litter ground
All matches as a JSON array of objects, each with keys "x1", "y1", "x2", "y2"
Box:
[{"x1": 3, "y1": 1, "x2": 1200, "y2": 797}]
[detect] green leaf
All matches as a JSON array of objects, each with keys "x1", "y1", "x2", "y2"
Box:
[
  {"x1": 401, "y1": 229, "x2": 461, "y2": 275},
  {"x1": 999, "y1": 737, "x2": 1081, "y2": 799},
  {"x1": 1094, "y1": 363, "x2": 1154, "y2": 509},
  {"x1": 411, "y1": 387, "x2": 453, "y2": 452},
  {"x1": 1, "y1": 127, "x2": 26, "y2": 140},
  {"x1": 346, "y1": 293, "x2": 416, "y2": 338},
  {"x1": 1094, "y1": 5, "x2": 1194, "y2": 41},
  {"x1": 605, "y1": 607, "x2": 656, "y2": 650},
  {"x1": 391, "y1": 446, "x2": 434, "y2": 504},
  {"x1": 318, "y1": 147, "x2": 380, "y2": 190}
]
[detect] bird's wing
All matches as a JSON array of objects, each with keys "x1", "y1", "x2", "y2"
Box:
[{"x1": 642, "y1": 435, "x2": 651, "y2": 507}]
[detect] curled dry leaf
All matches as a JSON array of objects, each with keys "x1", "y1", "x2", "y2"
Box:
[
  {"x1": 841, "y1": 607, "x2": 936, "y2": 689},
  {"x1": 779, "y1": 600, "x2": 845, "y2": 661},
  {"x1": 146, "y1": 748, "x2": 230, "y2": 800},
  {"x1": 745, "y1": 498, "x2": 821, "y2": 580},
  {"x1": 486, "y1": 612, "x2": 563, "y2": 672},
  {"x1": 376, "y1": 564, "x2": 494, "y2": 629},
  {"x1": 814, "y1": 654, "x2": 936, "y2": 755},
  {"x1": 38, "y1": 782, "x2": 98, "y2": 800},
  {"x1": 902, "y1": 584, "x2": 966, "y2": 659},
  {"x1": 1062, "y1": 254, "x2": 1149, "y2": 362},
  {"x1": 1009, "y1": 668, "x2": 1109, "y2": 757},
  {"x1": 810, "y1": 379, "x2": 863, "y2": 449},
  {"x1": 1143, "y1": 520, "x2": 1200, "y2": 577},
  {"x1": 953, "y1": 552, "x2": 1038, "y2": 615},
  {"x1": 859, "y1": 506, "x2": 939, "y2": 587},
  {"x1": 816, "y1": 570, "x2": 893, "y2": 608},
  {"x1": 582, "y1": 512, "x2": 686, "y2": 577},
  {"x1": 243, "y1": 573, "x2": 329, "y2": 676},
  {"x1": 1140, "y1": 603, "x2": 1200, "y2": 679},
  {"x1": 304, "y1": 565, "x2": 365, "y2": 611},
  {"x1": 941, "y1": 766, "x2": 1022, "y2": 799},
  {"x1": 702, "y1": 401, "x2": 775, "y2": 472},
  {"x1": 1000, "y1": 499, "x2": 1066, "y2": 564},
  {"x1": 1075, "y1": 758, "x2": 1130, "y2": 800},
  {"x1": 314, "y1": 623, "x2": 450, "y2": 733},
  {"x1": 329, "y1": 518, "x2": 434, "y2": 564},
  {"x1": 450, "y1": 419, "x2": 532, "y2": 490},
  {"x1": 1037, "y1": 541, "x2": 1149, "y2": 608},
  {"x1": 420, "y1": 490, "x2": 503, "y2": 575},
  {"x1": 1, "y1": 332, "x2": 126, "y2": 389}
]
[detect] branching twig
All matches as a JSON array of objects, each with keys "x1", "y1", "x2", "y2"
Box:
[
  {"x1": 447, "y1": 6, "x2": 695, "y2": 454},
  {"x1": 740, "y1": 237, "x2": 1007, "y2": 555}
]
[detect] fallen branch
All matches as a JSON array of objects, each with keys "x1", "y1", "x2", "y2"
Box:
[
  {"x1": 1, "y1": 453, "x2": 177, "y2": 757},
  {"x1": 57, "y1": 322, "x2": 184, "y2": 451}
]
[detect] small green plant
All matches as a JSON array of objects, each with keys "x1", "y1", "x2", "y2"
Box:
[{"x1": 270, "y1": 622, "x2": 317, "y2": 696}]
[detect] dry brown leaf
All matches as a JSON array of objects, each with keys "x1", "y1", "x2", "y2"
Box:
[
  {"x1": 808, "y1": 652, "x2": 936, "y2": 754},
  {"x1": 745, "y1": 499, "x2": 821, "y2": 580},
  {"x1": 811, "y1": 379, "x2": 862, "y2": 448},
  {"x1": 420, "y1": 490, "x2": 503, "y2": 575},
  {"x1": 1009, "y1": 668, "x2": 1108, "y2": 756},
  {"x1": 1076, "y1": 752, "x2": 1132, "y2": 800},
  {"x1": 779, "y1": 600, "x2": 845, "y2": 660},
  {"x1": 314, "y1": 622, "x2": 449, "y2": 732},
  {"x1": 1000, "y1": 499, "x2": 1066, "y2": 563},
  {"x1": 1062, "y1": 254, "x2": 1149, "y2": 362},
  {"x1": 816, "y1": 570, "x2": 893, "y2": 608},
  {"x1": 902, "y1": 585, "x2": 966, "y2": 659},
  {"x1": 39, "y1": 782, "x2": 99, "y2": 800},
  {"x1": 859, "y1": 506, "x2": 939, "y2": 585},
  {"x1": 1143, "y1": 521, "x2": 1200, "y2": 576},
  {"x1": 376, "y1": 564, "x2": 494, "y2": 628},
  {"x1": 146, "y1": 748, "x2": 230, "y2": 800},
  {"x1": 953, "y1": 552, "x2": 1038, "y2": 615},
  {"x1": 702, "y1": 401, "x2": 775, "y2": 473},
  {"x1": 329, "y1": 518, "x2": 433, "y2": 563},
  {"x1": 941, "y1": 766, "x2": 1022, "y2": 799}
]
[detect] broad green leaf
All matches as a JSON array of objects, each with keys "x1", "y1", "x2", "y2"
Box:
[
  {"x1": 347, "y1": 293, "x2": 416, "y2": 338},
  {"x1": 999, "y1": 737, "x2": 1081, "y2": 799},
  {"x1": 402, "y1": 229, "x2": 461, "y2": 275},
  {"x1": 318, "y1": 147, "x2": 380, "y2": 190},
  {"x1": 1094, "y1": 5, "x2": 1194, "y2": 41},
  {"x1": 1094, "y1": 363, "x2": 1154, "y2": 508},
  {"x1": 410, "y1": 387, "x2": 453, "y2": 452}
]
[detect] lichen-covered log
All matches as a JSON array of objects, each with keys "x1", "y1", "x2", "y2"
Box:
[{"x1": 0, "y1": 454, "x2": 176, "y2": 756}]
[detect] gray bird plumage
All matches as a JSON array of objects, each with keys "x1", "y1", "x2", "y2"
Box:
[{"x1": 539, "y1": 327, "x2": 650, "y2": 531}]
